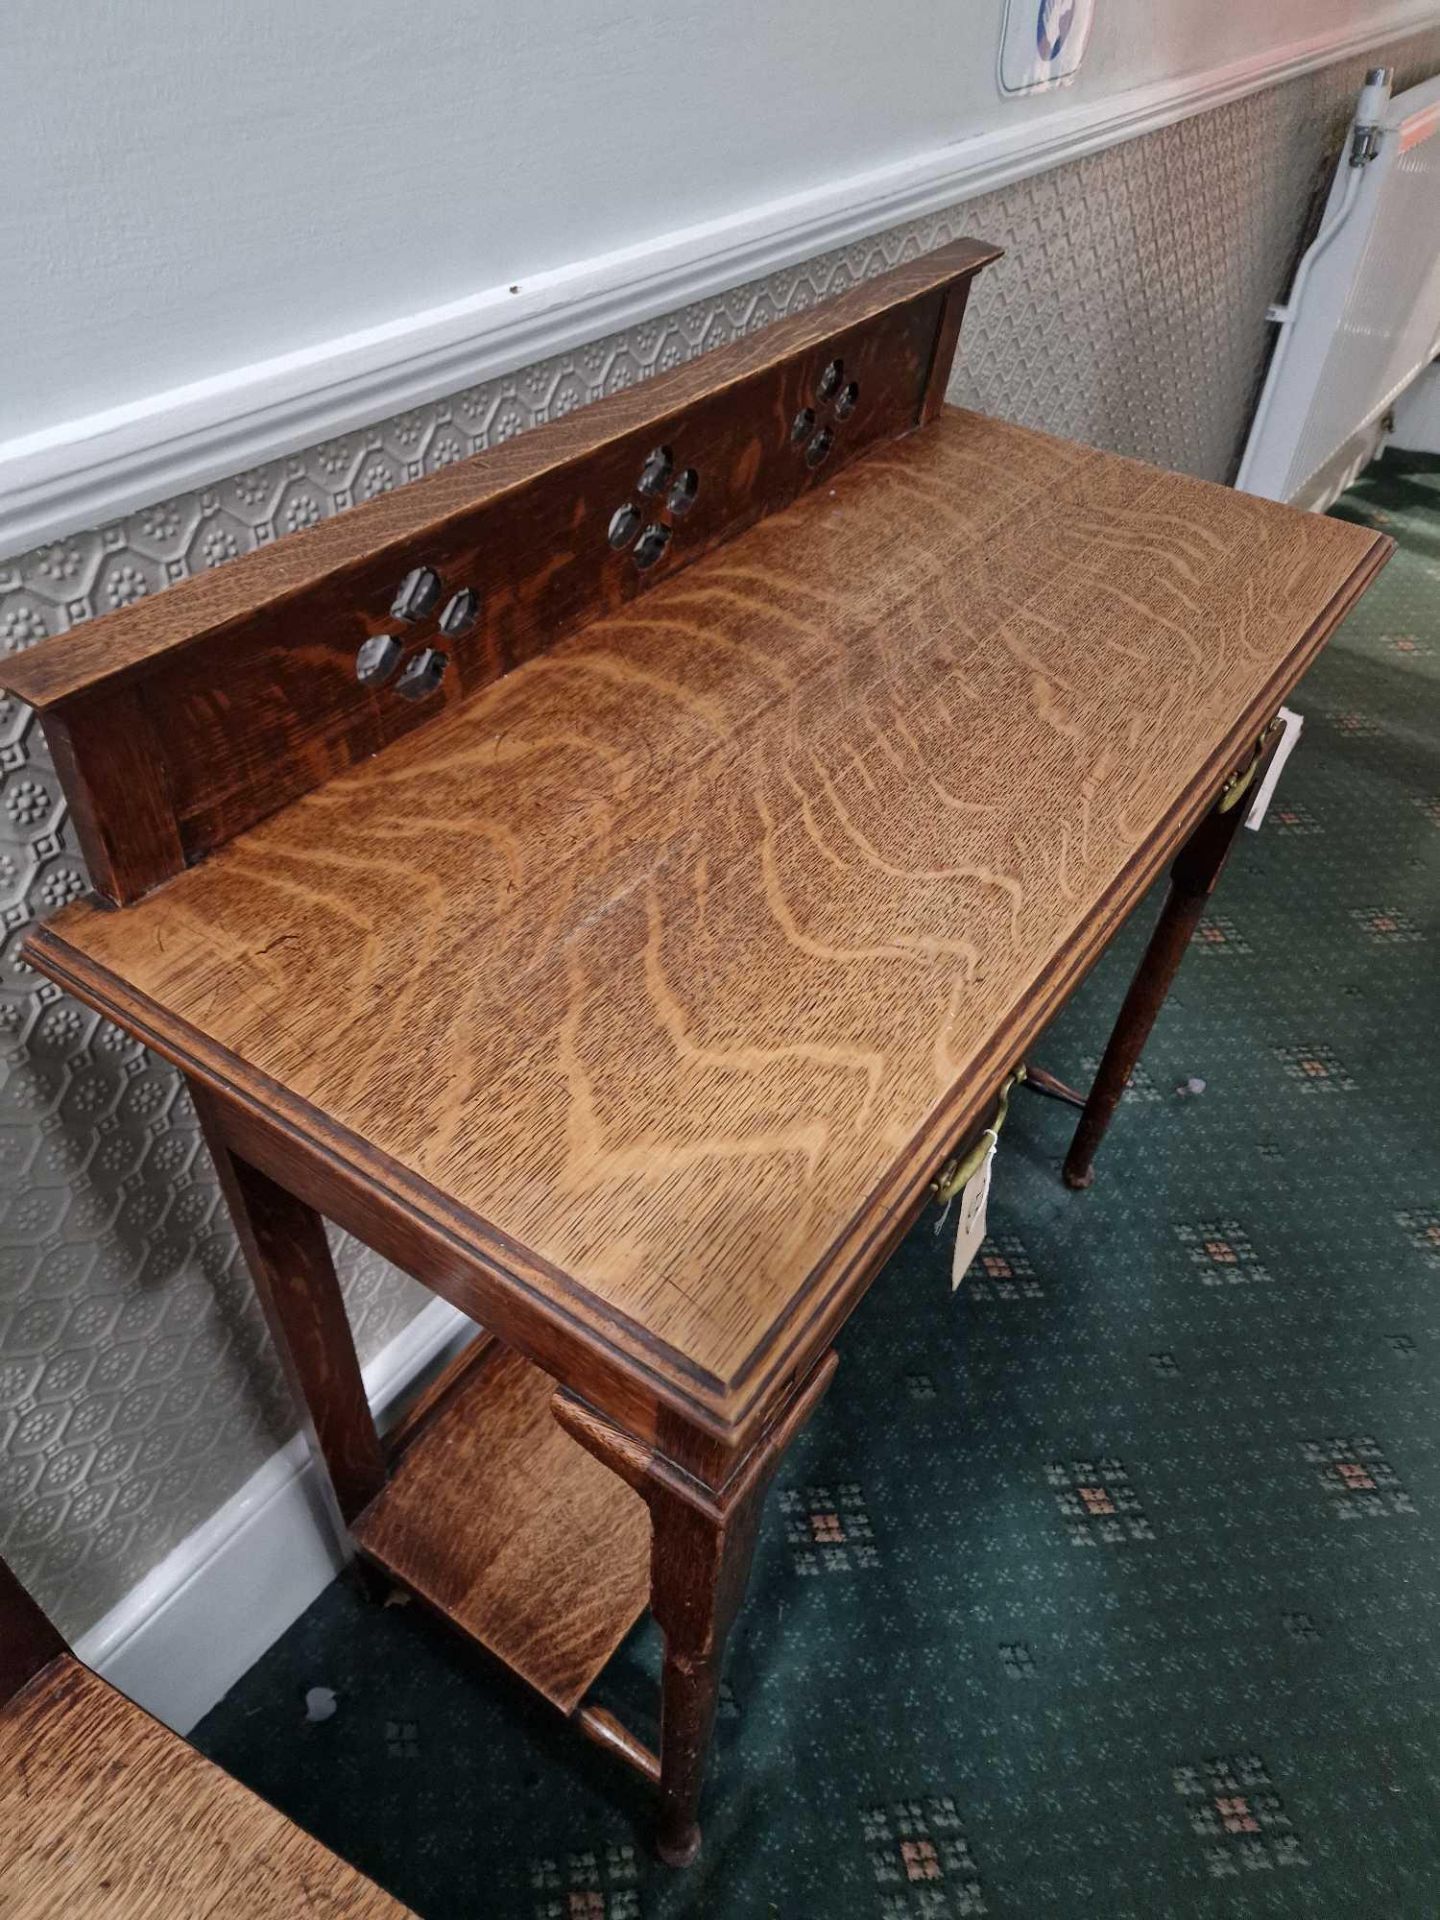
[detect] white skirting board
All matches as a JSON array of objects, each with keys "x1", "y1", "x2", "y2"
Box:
[
  {"x1": 1, "y1": 1, "x2": 1436, "y2": 556},
  {"x1": 73, "y1": 1298, "x2": 477, "y2": 1737}
]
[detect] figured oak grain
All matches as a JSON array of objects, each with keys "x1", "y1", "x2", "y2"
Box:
[
  {"x1": 0, "y1": 1657, "x2": 410, "y2": 1918},
  {"x1": 352, "y1": 1344, "x2": 651, "y2": 1713},
  {"x1": 2, "y1": 242, "x2": 997, "y2": 714},
  {"x1": 2, "y1": 244, "x2": 996, "y2": 901},
  {"x1": 29, "y1": 408, "x2": 1390, "y2": 1438}
]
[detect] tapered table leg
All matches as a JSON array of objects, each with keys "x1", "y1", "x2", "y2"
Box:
[
  {"x1": 191, "y1": 1080, "x2": 387, "y2": 1529},
  {"x1": 1062, "y1": 740, "x2": 1277, "y2": 1191},
  {"x1": 555, "y1": 1352, "x2": 837, "y2": 1866}
]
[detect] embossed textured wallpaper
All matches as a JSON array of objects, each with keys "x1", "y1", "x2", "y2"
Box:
[{"x1": 4, "y1": 33, "x2": 1439, "y2": 1636}]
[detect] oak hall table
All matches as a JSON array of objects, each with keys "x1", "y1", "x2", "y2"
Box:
[{"x1": 5, "y1": 240, "x2": 1389, "y2": 1865}]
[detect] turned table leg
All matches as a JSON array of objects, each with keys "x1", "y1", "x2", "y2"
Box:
[
  {"x1": 190, "y1": 1080, "x2": 387, "y2": 1530},
  {"x1": 1062, "y1": 741, "x2": 1276, "y2": 1191},
  {"x1": 648, "y1": 1482, "x2": 766, "y2": 1866},
  {"x1": 556, "y1": 1352, "x2": 837, "y2": 1865}
]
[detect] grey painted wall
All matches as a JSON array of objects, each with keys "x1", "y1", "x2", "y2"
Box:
[{"x1": 4, "y1": 28, "x2": 1439, "y2": 1637}]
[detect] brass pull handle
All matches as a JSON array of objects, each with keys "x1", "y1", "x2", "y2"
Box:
[{"x1": 932, "y1": 1065, "x2": 1026, "y2": 1206}]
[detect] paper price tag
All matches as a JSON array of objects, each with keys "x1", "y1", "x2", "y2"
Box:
[
  {"x1": 1245, "y1": 706, "x2": 1304, "y2": 831},
  {"x1": 950, "y1": 1136, "x2": 997, "y2": 1290}
]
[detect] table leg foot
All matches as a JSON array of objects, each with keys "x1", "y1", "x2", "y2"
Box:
[
  {"x1": 656, "y1": 1820, "x2": 702, "y2": 1869},
  {"x1": 344, "y1": 1555, "x2": 392, "y2": 1606}
]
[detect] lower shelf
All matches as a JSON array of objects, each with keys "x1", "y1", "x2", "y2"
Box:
[{"x1": 353, "y1": 1344, "x2": 652, "y2": 1714}]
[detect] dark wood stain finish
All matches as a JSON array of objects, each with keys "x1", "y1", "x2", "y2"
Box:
[
  {"x1": 192, "y1": 1084, "x2": 388, "y2": 1526},
  {"x1": 3, "y1": 240, "x2": 1394, "y2": 1862},
  {"x1": 0, "y1": 1556, "x2": 67, "y2": 1709},
  {"x1": 5, "y1": 241, "x2": 998, "y2": 903},
  {"x1": 382, "y1": 1329, "x2": 498, "y2": 1465},
  {"x1": 42, "y1": 686, "x2": 186, "y2": 906}
]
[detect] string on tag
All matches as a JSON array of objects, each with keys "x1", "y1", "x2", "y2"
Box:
[{"x1": 934, "y1": 1124, "x2": 998, "y2": 1234}]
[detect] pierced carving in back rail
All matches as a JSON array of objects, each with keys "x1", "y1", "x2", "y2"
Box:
[{"x1": 0, "y1": 239, "x2": 1000, "y2": 904}]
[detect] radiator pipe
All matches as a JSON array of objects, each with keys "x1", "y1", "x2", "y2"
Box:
[{"x1": 1351, "y1": 68, "x2": 1394, "y2": 166}]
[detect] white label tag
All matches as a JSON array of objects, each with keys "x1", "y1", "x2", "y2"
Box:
[
  {"x1": 950, "y1": 1137, "x2": 996, "y2": 1290},
  {"x1": 1245, "y1": 706, "x2": 1304, "y2": 831}
]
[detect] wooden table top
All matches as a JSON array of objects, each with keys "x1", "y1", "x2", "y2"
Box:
[
  {"x1": 32, "y1": 408, "x2": 1387, "y2": 1437},
  {"x1": 1, "y1": 1656, "x2": 410, "y2": 1916}
]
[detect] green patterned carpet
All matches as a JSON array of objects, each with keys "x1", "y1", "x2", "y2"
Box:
[{"x1": 195, "y1": 453, "x2": 1440, "y2": 1920}]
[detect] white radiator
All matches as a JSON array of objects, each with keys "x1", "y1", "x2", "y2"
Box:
[{"x1": 1237, "y1": 70, "x2": 1440, "y2": 510}]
